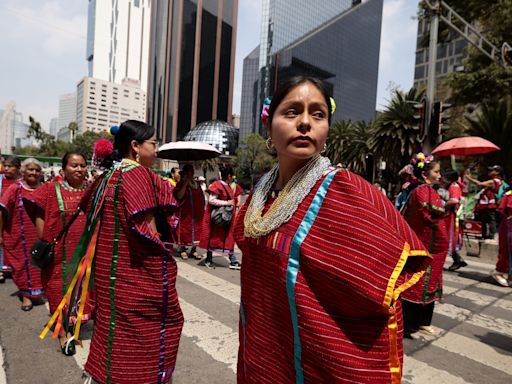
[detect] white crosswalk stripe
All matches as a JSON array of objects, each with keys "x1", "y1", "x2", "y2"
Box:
[{"x1": 30, "y1": 256, "x2": 512, "y2": 383}]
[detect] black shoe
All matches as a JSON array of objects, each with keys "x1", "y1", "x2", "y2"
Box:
[
  {"x1": 21, "y1": 303, "x2": 33, "y2": 311},
  {"x1": 229, "y1": 261, "x2": 241, "y2": 270},
  {"x1": 61, "y1": 337, "x2": 76, "y2": 356},
  {"x1": 448, "y1": 260, "x2": 468, "y2": 271},
  {"x1": 0, "y1": 274, "x2": 5, "y2": 284},
  {"x1": 204, "y1": 260, "x2": 215, "y2": 269}
]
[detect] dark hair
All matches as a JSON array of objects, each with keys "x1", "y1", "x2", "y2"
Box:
[
  {"x1": 220, "y1": 165, "x2": 234, "y2": 181},
  {"x1": 443, "y1": 168, "x2": 459, "y2": 183},
  {"x1": 5, "y1": 155, "x2": 21, "y2": 168},
  {"x1": 62, "y1": 152, "x2": 87, "y2": 169},
  {"x1": 412, "y1": 161, "x2": 440, "y2": 181},
  {"x1": 114, "y1": 120, "x2": 155, "y2": 158},
  {"x1": 182, "y1": 164, "x2": 194, "y2": 173},
  {"x1": 267, "y1": 75, "x2": 333, "y2": 127}
]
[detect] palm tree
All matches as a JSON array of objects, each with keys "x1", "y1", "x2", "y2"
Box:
[
  {"x1": 465, "y1": 96, "x2": 512, "y2": 176},
  {"x1": 369, "y1": 87, "x2": 424, "y2": 174},
  {"x1": 341, "y1": 120, "x2": 373, "y2": 174},
  {"x1": 325, "y1": 120, "x2": 352, "y2": 165}
]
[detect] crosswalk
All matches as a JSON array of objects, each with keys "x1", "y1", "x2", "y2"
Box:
[{"x1": 0, "y1": 253, "x2": 511, "y2": 383}]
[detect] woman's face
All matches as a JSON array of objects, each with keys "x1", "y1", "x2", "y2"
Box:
[
  {"x1": 424, "y1": 162, "x2": 442, "y2": 185},
  {"x1": 64, "y1": 155, "x2": 87, "y2": 187},
  {"x1": 269, "y1": 82, "x2": 329, "y2": 161},
  {"x1": 135, "y1": 135, "x2": 158, "y2": 167},
  {"x1": 23, "y1": 163, "x2": 42, "y2": 187},
  {"x1": 4, "y1": 162, "x2": 20, "y2": 179}
]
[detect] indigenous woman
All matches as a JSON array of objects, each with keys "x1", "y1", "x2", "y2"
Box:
[
  {"x1": 492, "y1": 189, "x2": 512, "y2": 287},
  {"x1": 173, "y1": 164, "x2": 205, "y2": 260},
  {"x1": 25, "y1": 152, "x2": 90, "y2": 355},
  {"x1": 235, "y1": 76, "x2": 431, "y2": 384},
  {"x1": 64, "y1": 121, "x2": 183, "y2": 384},
  {"x1": 0, "y1": 155, "x2": 21, "y2": 282},
  {"x1": 200, "y1": 166, "x2": 243, "y2": 269},
  {"x1": 444, "y1": 169, "x2": 467, "y2": 271},
  {"x1": 0, "y1": 158, "x2": 44, "y2": 309},
  {"x1": 401, "y1": 154, "x2": 449, "y2": 338}
]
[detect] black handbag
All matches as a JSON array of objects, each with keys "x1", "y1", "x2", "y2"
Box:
[
  {"x1": 30, "y1": 208, "x2": 81, "y2": 269},
  {"x1": 210, "y1": 183, "x2": 234, "y2": 228}
]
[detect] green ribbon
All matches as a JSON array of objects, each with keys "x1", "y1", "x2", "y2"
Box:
[{"x1": 55, "y1": 182, "x2": 68, "y2": 295}]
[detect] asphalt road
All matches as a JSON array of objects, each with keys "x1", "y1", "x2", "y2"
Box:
[{"x1": 0, "y1": 251, "x2": 511, "y2": 384}]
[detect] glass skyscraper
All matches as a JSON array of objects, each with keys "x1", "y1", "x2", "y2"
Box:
[
  {"x1": 240, "y1": 0, "x2": 382, "y2": 142},
  {"x1": 147, "y1": 0, "x2": 238, "y2": 143}
]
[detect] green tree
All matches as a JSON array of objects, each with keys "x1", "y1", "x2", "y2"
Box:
[
  {"x1": 72, "y1": 131, "x2": 112, "y2": 159},
  {"x1": 340, "y1": 120, "x2": 373, "y2": 174},
  {"x1": 465, "y1": 96, "x2": 512, "y2": 176},
  {"x1": 325, "y1": 120, "x2": 352, "y2": 165},
  {"x1": 68, "y1": 121, "x2": 78, "y2": 143},
  {"x1": 369, "y1": 87, "x2": 424, "y2": 173},
  {"x1": 235, "y1": 134, "x2": 275, "y2": 189}
]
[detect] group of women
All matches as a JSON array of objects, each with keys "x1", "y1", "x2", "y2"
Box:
[{"x1": 0, "y1": 75, "x2": 509, "y2": 383}]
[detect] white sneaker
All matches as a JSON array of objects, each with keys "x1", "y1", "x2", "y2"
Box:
[{"x1": 491, "y1": 271, "x2": 509, "y2": 287}]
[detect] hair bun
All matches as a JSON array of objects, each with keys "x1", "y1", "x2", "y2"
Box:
[{"x1": 110, "y1": 125, "x2": 120, "y2": 135}]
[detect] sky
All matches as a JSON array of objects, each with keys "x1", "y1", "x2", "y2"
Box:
[{"x1": 0, "y1": 0, "x2": 419, "y2": 131}]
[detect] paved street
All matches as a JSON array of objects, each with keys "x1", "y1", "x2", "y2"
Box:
[{"x1": 0, "y1": 252, "x2": 511, "y2": 384}]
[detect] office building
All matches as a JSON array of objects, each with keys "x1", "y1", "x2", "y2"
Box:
[
  {"x1": 239, "y1": 0, "x2": 382, "y2": 142},
  {"x1": 57, "y1": 92, "x2": 77, "y2": 132},
  {"x1": 0, "y1": 102, "x2": 36, "y2": 153},
  {"x1": 49, "y1": 117, "x2": 59, "y2": 137},
  {"x1": 76, "y1": 76, "x2": 146, "y2": 134},
  {"x1": 147, "y1": 0, "x2": 238, "y2": 143},
  {"x1": 413, "y1": 16, "x2": 468, "y2": 100},
  {"x1": 87, "y1": 0, "x2": 151, "y2": 91}
]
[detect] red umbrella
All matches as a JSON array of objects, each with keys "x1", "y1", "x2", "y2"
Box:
[{"x1": 432, "y1": 136, "x2": 500, "y2": 157}]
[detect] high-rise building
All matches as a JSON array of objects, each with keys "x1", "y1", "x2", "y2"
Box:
[
  {"x1": 76, "y1": 77, "x2": 146, "y2": 134},
  {"x1": 239, "y1": 0, "x2": 382, "y2": 142},
  {"x1": 58, "y1": 92, "x2": 77, "y2": 132},
  {"x1": 413, "y1": 16, "x2": 468, "y2": 100},
  {"x1": 147, "y1": 0, "x2": 238, "y2": 143},
  {"x1": 49, "y1": 117, "x2": 59, "y2": 137},
  {"x1": 0, "y1": 102, "x2": 37, "y2": 153},
  {"x1": 87, "y1": 0, "x2": 151, "y2": 91}
]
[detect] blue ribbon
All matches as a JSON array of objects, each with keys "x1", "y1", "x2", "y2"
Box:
[{"x1": 286, "y1": 170, "x2": 338, "y2": 384}]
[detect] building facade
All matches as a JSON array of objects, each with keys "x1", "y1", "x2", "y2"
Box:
[
  {"x1": 76, "y1": 77, "x2": 146, "y2": 134},
  {"x1": 239, "y1": 0, "x2": 382, "y2": 142},
  {"x1": 147, "y1": 0, "x2": 238, "y2": 143},
  {"x1": 87, "y1": 0, "x2": 151, "y2": 91},
  {"x1": 0, "y1": 102, "x2": 36, "y2": 154},
  {"x1": 49, "y1": 117, "x2": 59, "y2": 137},
  {"x1": 57, "y1": 92, "x2": 77, "y2": 133},
  {"x1": 413, "y1": 16, "x2": 468, "y2": 100}
]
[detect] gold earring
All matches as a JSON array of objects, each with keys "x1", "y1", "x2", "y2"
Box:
[
  {"x1": 321, "y1": 143, "x2": 327, "y2": 153},
  {"x1": 136, "y1": 153, "x2": 140, "y2": 163},
  {"x1": 265, "y1": 137, "x2": 274, "y2": 152}
]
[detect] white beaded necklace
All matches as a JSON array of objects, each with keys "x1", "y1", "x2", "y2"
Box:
[{"x1": 244, "y1": 154, "x2": 332, "y2": 238}]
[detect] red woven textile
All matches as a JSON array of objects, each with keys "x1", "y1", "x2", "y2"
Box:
[
  {"x1": 84, "y1": 165, "x2": 183, "y2": 384},
  {"x1": 25, "y1": 181, "x2": 89, "y2": 313},
  {"x1": 497, "y1": 193, "x2": 512, "y2": 274},
  {"x1": 174, "y1": 184, "x2": 205, "y2": 246},
  {"x1": 200, "y1": 181, "x2": 243, "y2": 253},
  {"x1": 401, "y1": 184, "x2": 449, "y2": 304},
  {"x1": 235, "y1": 169, "x2": 430, "y2": 383},
  {"x1": 0, "y1": 182, "x2": 43, "y2": 297}
]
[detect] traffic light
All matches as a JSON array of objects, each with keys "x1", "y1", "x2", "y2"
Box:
[
  {"x1": 502, "y1": 42, "x2": 512, "y2": 66},
  {"x1": 431, "y1": 101, "x2": 452, "y2": 141},
  {"x1": 412, "y1": 98, "x2": 426, "y2": 136}
]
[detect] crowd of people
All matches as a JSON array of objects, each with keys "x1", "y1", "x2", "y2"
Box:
[{"x1": 0, "y1": 75, "x2": 510, "y2": 383}]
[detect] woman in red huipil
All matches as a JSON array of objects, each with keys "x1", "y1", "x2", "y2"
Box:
[
  {"x1": 492, "y1": 189, "x2": 512, "y2": 286},
  {"x1": 67, "y1": 121, "x2": 183, "y2": 384},
  {"x1": 173, "y1": 164, "x2": 205, "y2": 260},
  {"x1": 0, "y1": 155, "x2": 21, "y2": 282},
  {"x1": 235, "y1": 76, "x2": 431, "y2": 384},
  {"x1": 200, "y1": 166, "x2": 243, "y2": 269},
  {"x1": 0, "y1": 158, "x2": 44, "y2": 309},
  {"x1": 25, "y1": 152, "x2": 90, "y2": 356},
  {"x1": 401, "y1": 153, "x2": 449, "y2": 338}
]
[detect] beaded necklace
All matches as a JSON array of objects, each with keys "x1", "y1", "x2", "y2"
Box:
[
  {"x1": 244, "y1": 154, "x2": 332, "y2": 238},
  {"x1": 61, "y1": 179, "x2": 89, "y2": 192}
]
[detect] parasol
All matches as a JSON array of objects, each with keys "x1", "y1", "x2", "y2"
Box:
[
  {"x1": 432, "y1": 136, "x2": 500, "y2": 157},
  {"x1": 157, "y1": 141, "x2": 221, "y2": 161}
]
